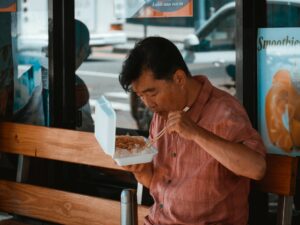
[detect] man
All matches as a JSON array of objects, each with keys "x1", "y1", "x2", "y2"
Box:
[{"x1": 119, "y1": 36, "x2": 266, "y2": 225}]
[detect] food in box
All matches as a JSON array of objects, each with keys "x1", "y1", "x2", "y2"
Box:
[{"x1": 112, "y1": 135, "x2": 157, "y2": 166}]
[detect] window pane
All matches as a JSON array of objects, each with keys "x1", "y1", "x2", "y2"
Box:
[
  {"x1": 205, "y1": 12, "x2": 235, "y2": 50},
  {"x1": 268, "y1": 3, "x2": 300, "y2": 27},
  {"x1": 76, "y1": 0, "x2": 236, "y2": 132},
  {"x1": 258, "y1": 2, "x2": 300, "y2": 157},
  {"x1": 13, "y1": 0, "x2": 49, "y2": 126}
]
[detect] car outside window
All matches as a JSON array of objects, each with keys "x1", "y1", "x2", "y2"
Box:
[{"x1": 204, "y1": 12, "x2": 235, "y2": 51}]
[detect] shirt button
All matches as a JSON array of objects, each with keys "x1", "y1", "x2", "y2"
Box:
[
  {"x1": 172, "y1": 152, "x2": 177, "y2": 157},
  {"x1": 159, "y1": 203, "x2": 164, "y2": 209}
]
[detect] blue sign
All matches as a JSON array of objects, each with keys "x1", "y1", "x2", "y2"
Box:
[{"x1": 257, "y1": 28, "x2": 300, "y2": 156}]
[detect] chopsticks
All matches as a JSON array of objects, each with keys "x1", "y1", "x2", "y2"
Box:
[
  {"x1": 148, "y1": 125, "x2": 168, "y2": 146},
  {"x1": 147, "y1": 106, "x2": 190, "y2": 147}
]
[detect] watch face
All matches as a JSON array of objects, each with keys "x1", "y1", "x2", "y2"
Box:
[{"x1": 149, "y1": 0, "x2": 191, "y2": 12}]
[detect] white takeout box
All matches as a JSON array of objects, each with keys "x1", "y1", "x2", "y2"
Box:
[{"x1": 94, "y1": 96, "x2": 158, "y2": 166}]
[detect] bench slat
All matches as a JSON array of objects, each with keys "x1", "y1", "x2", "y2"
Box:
[
  {"x1": 0, "y1": 122, "x2": 120, "y2": 170},
  {"x1": 0, "y1": 180, "x2": 149, "y2": 225},
  {"x1": 0, "y1": 220, "x2": 29, "y2": 225},
  {"x1": 253, "y1": 154, "x2": 298, "y2": 196}
]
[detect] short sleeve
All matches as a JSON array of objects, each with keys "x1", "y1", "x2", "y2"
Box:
[{"x1": 213, "y1": 99, "x2": 266, "y2": 157}]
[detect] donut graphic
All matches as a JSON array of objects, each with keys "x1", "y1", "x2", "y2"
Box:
[{"x1": 265, "y1": 69, "x2": 300, "y2": 152}]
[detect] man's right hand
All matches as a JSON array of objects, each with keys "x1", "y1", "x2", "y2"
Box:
[
  {"x1": 122, "y1": 163, "x2": 149, "y2": 173},
  {"x1": 122, "y1": 163, "x2": 153, "y2": 188}
]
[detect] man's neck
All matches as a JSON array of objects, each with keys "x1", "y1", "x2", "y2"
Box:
[{"x1": 185, "y1": 78, "x2": 202, "y2": 109}]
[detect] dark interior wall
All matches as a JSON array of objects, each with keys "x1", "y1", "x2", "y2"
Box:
[
  {"x1": 0, "y1": 12, "x2": 16, "y2": 182},
  {"x1": 235, "y1": 1, "x2": 268, "y2": 225},
  {"x1": 0, "y1": 13, "x2": 14, "y2": 121}
]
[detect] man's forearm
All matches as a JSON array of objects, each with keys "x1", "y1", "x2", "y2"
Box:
[{"x1": 192, "y1": 126, "x2": 266, "y2": 180}]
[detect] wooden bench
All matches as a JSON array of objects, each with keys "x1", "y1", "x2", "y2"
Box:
[
  {"x1": 0, "y1": 122, "x2": 149, "y2": 225},
  {"x1": 252, "y1": 154, "x2": 298, "y2": 225},
  {"x1": 0, "y1": 122, "x2": 298, "y2": 225}
]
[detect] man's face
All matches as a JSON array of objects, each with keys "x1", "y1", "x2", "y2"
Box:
[{"x1": 131, "y1": 70, "x2": 185, "y2": 114}]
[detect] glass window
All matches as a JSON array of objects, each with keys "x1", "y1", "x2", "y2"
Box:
[
  {"x1": 268, "y1": 3, "x2": 300, "y2": 27},
  {"x1": 257, "y1": 0, "x2": 300, "y2": 216},
  {"x1": 75, "y1": 0, "x2": 236, "y2": 132},
  {"x1": 13, "y1": 0, "x2": 49, "y2": 126},
  {"x1": 203, "y1": 12, "x2": 235, "y2": 51}
]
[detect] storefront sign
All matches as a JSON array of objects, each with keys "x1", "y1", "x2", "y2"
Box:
[
  {"x1": 126, "y1": 0, "x2": 193, "y2": 18},
  {"x1": 0, "y1": 0, "x2": 16, "y2": 12},
  {"x1": 257, "y1": 28, "x2": 300, "y2": 156}
]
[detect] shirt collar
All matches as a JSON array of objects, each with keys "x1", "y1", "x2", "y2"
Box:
[{"x1": 186, "y1": 75, "x2": 213, "y2": 123}]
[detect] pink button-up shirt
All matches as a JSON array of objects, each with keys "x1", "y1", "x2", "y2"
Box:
[{"x1": 144, "y1": 76, "x2": 266, "y2": 225}]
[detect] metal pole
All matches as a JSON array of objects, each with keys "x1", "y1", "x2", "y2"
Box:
[
  {"x1": 121, "y1": 189, "x2": 138, "y2": 225},
  {"x1": 48, "y1": 0, "x2": 76, "y2": 129},
  {"x1": 277, "y1": 195, "x2": 293, "y2": 225}
]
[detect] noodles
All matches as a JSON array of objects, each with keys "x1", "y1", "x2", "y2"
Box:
[
  {"x1": 113, "y1": 135, "x2": 157, "y2": 164},
  {"x1": 115, "y1": 135, "x2": 146, "y2": 151}
]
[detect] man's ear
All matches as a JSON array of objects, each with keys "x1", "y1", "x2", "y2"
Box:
[{"x1": 173, "y1": 69, "x2": 187, "y2": 86}]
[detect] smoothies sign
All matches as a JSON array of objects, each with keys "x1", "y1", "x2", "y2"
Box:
[
  {"x1": 126, "y1": 0, "x2": 193, "y2": 18},
  {"x1": 257, "y1": 28, "x2": 300, "y2": 156},
  {"x1": 0, "y1": 0, "x2": 16, "y2": 12}
]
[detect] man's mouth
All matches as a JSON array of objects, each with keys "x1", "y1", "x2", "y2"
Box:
[{"x1": 149, "y1": 107, "x2": 157, "y2": 112}]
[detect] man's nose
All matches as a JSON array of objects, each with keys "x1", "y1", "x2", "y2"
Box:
[{"x1": 142, "y1": 96, "x2": 154, "y2": 108}]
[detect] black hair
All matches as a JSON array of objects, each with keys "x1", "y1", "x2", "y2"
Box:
[{"x1": 119, "y1": 36, "x2": 191, "y2": 92}]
